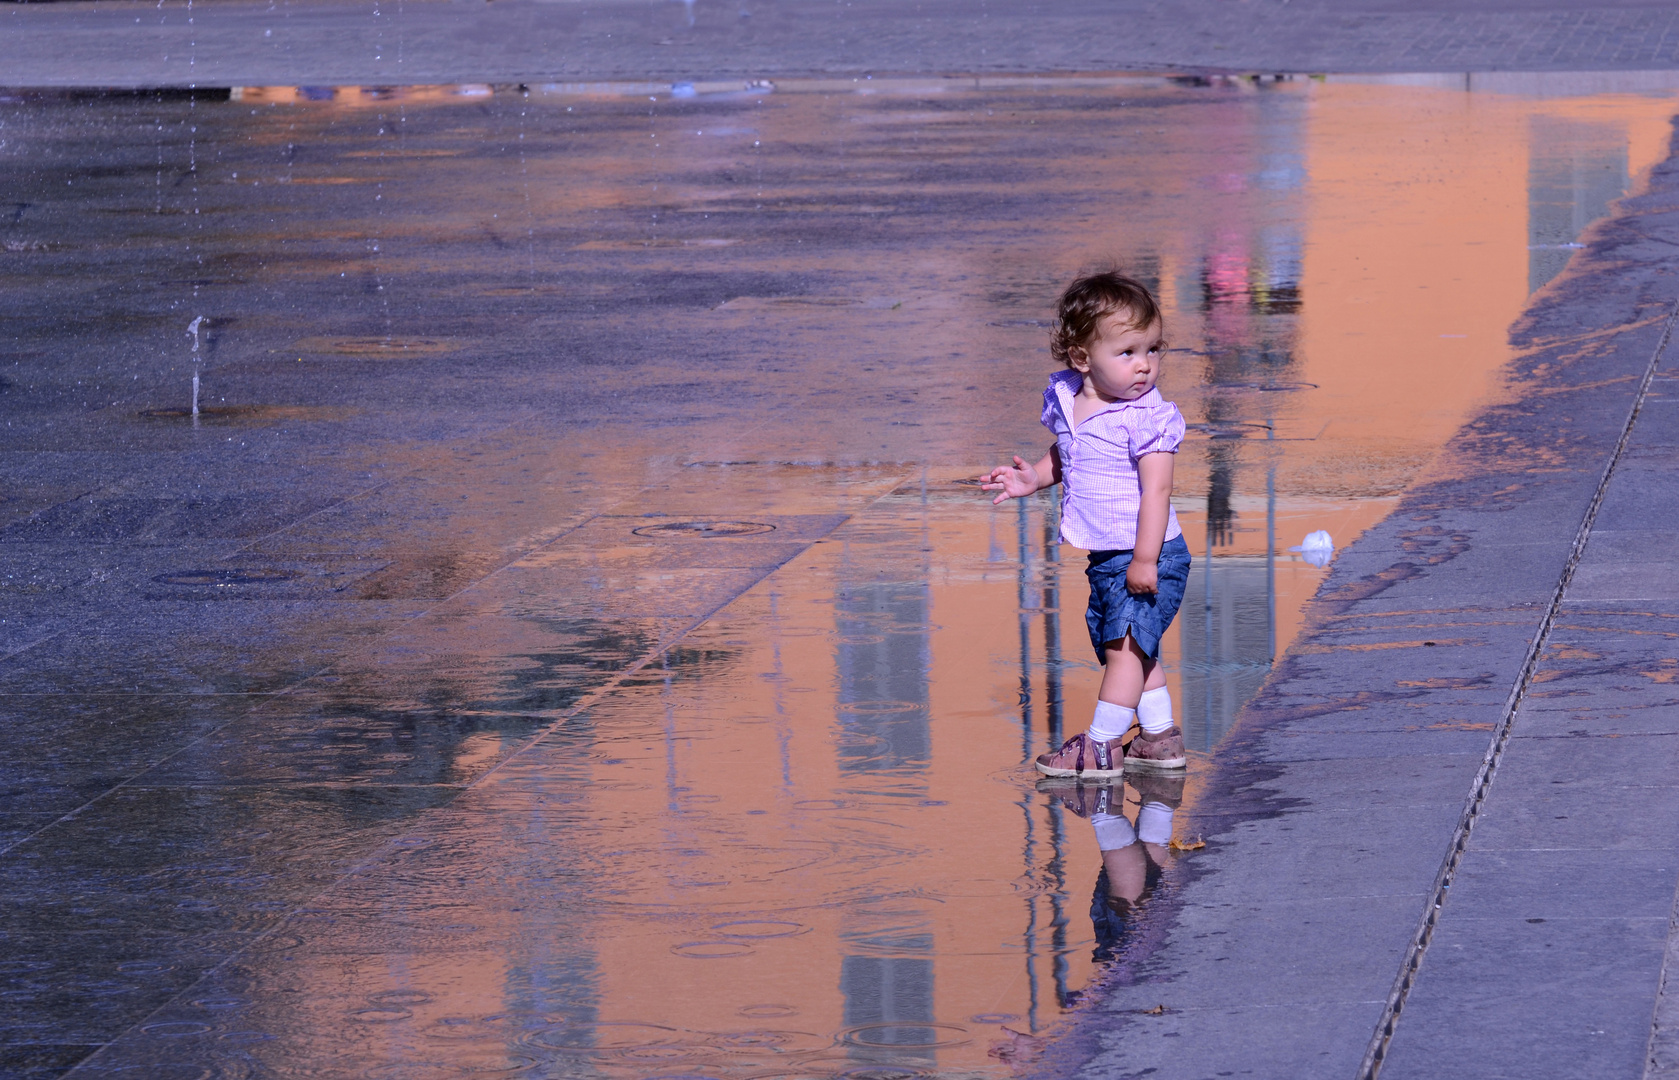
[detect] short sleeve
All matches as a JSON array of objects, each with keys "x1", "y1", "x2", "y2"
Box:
[
  {"x1": 1130, "y1": 400, "x2": 1185, "y2": 457},
  {"x1": 1042, "y1": 372, "x2": 1080, "y2": 432}
]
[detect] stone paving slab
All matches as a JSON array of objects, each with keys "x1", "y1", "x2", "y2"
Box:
[
  {"x1": 1383, "y1": 916, "x2": 1668, "y2": 1080},
  {"x1": 1379, "y1": 354, "x2": 1679, "y2": 1076}
]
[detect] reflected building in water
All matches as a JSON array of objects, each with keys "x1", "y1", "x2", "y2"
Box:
[
  {"x1": 834, "y1": 508, "x2": 938, "y2": 1061},
  {"x1": 1528, "y1": 115, "x2": 1631, "y2": 293},
  {"x1": 1179, "y1": 556, "x2": 1275, "y2": 752},
  {"x1": 1167, "y1": 86, "x2": 1306, "y2": 753},
  {"x1": 834, "y1": 559, "x2": 932, "y2": 783}
]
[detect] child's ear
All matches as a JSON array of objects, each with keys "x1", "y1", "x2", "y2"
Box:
[{"x1": 1068, "y1": 346, "x2": 1090, "y2": 370}]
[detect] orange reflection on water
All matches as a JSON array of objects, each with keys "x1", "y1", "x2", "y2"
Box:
[
  {"x1": 282, "y1": 78, "x2": 1677, "y2": 1077},
  {"x1": 61, "y1": 74, "x2": 1679, "y2": 1077}
]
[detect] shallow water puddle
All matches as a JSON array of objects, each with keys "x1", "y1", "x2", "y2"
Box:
[{"x1": 3, "y1": 74, "x2": 1677, "y2": 1077}]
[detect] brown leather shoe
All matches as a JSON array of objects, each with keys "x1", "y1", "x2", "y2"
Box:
[
  {"x1": 1123, "y1": 726, "x2": 1187, "y2": 772},
  {"x1": 1125, "y1": 771, "x2": 1185, "y2": 808},
  {"x1": 1033, "y1": 732, "x2": 1124, "y2": 780}
]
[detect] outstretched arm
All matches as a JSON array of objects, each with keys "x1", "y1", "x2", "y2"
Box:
[
  {"x1": 1126, "y1": 452, "x2": 1175, "y2": 595},
  {"x1": 981, "y1": 445, "x2": 1060, "y2": 505}
]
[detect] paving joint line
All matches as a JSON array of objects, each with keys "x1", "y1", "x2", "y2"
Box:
[
  {"x1": 1356, "y1": 295, "x2": 1679, "y2": 1079},
  {"x1": 1646, "y1": 761, "x2": 1679, "y2": 1076}
]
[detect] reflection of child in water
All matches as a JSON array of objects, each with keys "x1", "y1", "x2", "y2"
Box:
[
  {"x1": 983, "y1": 272, "x2": 1191, "y2": 776},
  {"x1": 1089, "y1": 774, "x2": 1182, "y2": 963},
  {"x1": 1040, "y1": 774, "x2": 1183, "y2": 964}
]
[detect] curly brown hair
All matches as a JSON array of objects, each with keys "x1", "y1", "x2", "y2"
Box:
[{"x1": 1050, "y1": 271, "x2": 1163, "y2": 368}]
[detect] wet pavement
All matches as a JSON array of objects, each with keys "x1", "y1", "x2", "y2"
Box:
[
  {"x1": 2, "y1": 73, "x2": 1679, "y2": 1079},
  {"x1": 5, "y1": 0, "x2": 1679, "y2": 90}
]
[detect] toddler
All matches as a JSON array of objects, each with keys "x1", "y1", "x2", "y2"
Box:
[{"x1": 983, "y1": 271, "x2": 1192, "y2": 777}]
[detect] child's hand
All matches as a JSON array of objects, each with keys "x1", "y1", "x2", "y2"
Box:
[
  {"x1": 1126, "y1": 561, "x2": 1158, "y2": 596},
  {"x1": 980, "y1": 457, "x2": 1040, "y2": 505}
]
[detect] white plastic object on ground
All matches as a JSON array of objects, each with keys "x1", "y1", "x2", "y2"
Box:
[{"x1": 1288, "y1": 529, "x2": 1335, "y2": 568}]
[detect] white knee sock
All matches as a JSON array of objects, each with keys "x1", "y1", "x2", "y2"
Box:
[
  {"x1": 1088, "y1": 700, "x2": 1135, "y2": 743},
  {"x1": 1137, "y1": 686, "x2": 1175, "y2": 735},
  {"x1": 1092, "y1": 812, "x2": 1137, "y2": 851},
  {"x1": 1137, "y1": 802, "x2": 1174, "y2": 846}
]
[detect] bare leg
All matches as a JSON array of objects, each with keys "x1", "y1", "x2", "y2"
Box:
[
  {"x1": 1101, "y1": 843, "x2": 1148, "y2": 903},
  {"x1": 1102, "y1": 842, "x2": 1171, "y2": 905},
  {"x1": 1098, "y1": 634, "x2": 1167, "y2": 709}
]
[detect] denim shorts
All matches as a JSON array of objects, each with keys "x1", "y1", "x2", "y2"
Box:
[{"x1": 1084, "y1": 534, "x2": 1192, "y2": 663}]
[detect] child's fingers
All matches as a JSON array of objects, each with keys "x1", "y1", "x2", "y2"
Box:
[{"x1": 982, "y1": 460, "x2": 1036, "y2": 505}]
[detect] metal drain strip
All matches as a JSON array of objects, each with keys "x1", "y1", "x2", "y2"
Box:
[{"x1": 1357, "y1": 298, "x2": 1679, "y2": 1080}]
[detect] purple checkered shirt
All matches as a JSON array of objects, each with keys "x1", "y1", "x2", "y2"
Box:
[{"x1": 1041, "y1": 371, "x2": 1185, "y2": 552}]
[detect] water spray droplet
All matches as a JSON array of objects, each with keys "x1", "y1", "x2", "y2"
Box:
[{"x1": 187, "y1": 316, "x2": 205, "y2": 419}]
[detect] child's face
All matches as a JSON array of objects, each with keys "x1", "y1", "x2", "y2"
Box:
[{"x1": 1070, "y1": 310, "x2": 1164, "y2": 401}]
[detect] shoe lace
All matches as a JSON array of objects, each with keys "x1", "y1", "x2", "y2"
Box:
[{"x1": 1057, "y1": 733, "x2": 1110, "y2": 773}]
